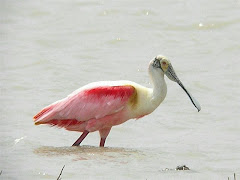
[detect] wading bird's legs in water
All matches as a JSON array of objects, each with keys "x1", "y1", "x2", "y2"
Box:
[
  {"x1": 99, "y1": 127, "x2": 111, "y2": 147},
  {"x1": 72, "y1": 130, "x2": 89, "y2": 146},
  {"x1": 100, "y1": 138, "x2": 106, "y2": 147}
]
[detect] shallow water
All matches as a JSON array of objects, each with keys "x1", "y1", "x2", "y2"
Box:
[{"x1": 1, "y1": 0, "x2": 240, "y2": 179}]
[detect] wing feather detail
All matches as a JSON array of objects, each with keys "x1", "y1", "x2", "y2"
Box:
[{"x1": 34, "y1": 85, "x2": 136, "y2": 124}]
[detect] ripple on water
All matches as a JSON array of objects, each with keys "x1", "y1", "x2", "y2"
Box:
[{"x1": 34, "y1": 145, "x2": 144, "y2": 161}]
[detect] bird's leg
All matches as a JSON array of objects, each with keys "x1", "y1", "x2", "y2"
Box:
[
  {"x1": 100, "y1": 138, "x2": 106, "y2": 147},
  {"x1": 99, "y1": 127, "x2": 111, "y2": 147},
  {"x1": 72, "y1": 130, "x2": 89, "y2": 146}
]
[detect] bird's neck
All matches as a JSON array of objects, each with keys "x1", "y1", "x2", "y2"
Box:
[{"x1": 148, "y1": 65, "x2": 167, "y2": 106}]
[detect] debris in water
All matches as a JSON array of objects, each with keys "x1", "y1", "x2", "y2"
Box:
[
  {"x1": 176, "y1": 165, "x2": 190, "y2": 171},
  {"x1": 160, "y1": 165, "x2": 190, "y2": 172}
]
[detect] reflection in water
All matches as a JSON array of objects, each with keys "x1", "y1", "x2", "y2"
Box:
[{"x1": 34, "y1": 145, "x2": 143, "y2": 160}]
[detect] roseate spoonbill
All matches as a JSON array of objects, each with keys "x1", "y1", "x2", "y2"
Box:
[{"x1": 33, "y1": 55, "x2": 201, "y2": 147}]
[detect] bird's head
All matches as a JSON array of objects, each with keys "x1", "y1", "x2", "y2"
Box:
[
  {"x1": 152, "y1": 55, "x2": 201, "y2": 112},
  {"x1": 153, "y1": 55, "x2": 179, "y2": 82}
]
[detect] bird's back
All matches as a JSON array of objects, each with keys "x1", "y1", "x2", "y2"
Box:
[{"x1": 33, "y1": 81, "x2": 140, "y2": 127}]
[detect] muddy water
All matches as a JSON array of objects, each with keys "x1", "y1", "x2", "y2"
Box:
[{"x1": 1, "y1": 0, "x2": 240, "y2": 179}]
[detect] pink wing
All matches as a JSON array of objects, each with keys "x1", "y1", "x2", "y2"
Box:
[{"x1": 34, "y1": 85, "x2": 136, "y2": 126}]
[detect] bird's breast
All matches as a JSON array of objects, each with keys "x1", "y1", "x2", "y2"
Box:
[{"x1": 126, "y1": 85, "x2": 158, "y2": 119}]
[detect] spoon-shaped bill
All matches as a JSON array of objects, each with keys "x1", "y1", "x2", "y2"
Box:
[
  {"x1": 177, "y1": 82, "x2": 201, "y2": 112},
  {"x1": 165, "y1": 64, "x2": 201, "y2": 112}
]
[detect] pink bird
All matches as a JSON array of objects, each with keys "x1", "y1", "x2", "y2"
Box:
[{"x1": 33, "y1": 55, "x2": 201, "y2": 147}]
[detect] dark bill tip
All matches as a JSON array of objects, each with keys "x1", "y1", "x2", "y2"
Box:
[{"x1": 178, "y1": 81, "x2": 201, "y2": 112}]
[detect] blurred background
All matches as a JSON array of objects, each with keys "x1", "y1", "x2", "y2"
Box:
[{"x1": 1, "y1": 0, "x2": 240, "y2": 179}]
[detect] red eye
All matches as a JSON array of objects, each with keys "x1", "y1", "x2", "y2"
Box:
[{"x1": 162, "y1": 61, "x2": 166, "y2": 65}]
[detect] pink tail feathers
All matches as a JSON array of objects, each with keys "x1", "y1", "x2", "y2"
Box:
[
  {"x1": 33, "y1": 102, "x2": 86, "y2": 132},
  {"x1": 33, "y1": 103, "x2": 57, "y2": 125}
]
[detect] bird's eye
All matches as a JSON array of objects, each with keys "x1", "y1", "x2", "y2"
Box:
[{"x1": 162, "y1": 61, "x2": 167, "y2": 65}]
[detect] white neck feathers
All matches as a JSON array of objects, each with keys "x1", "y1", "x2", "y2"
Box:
[{"x1": 148, "y1": 64, "x2": 167, "y2": 106}]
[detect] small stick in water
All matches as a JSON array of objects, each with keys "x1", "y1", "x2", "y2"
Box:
[{"x1": 57, "y1": 165, "x2": 65, "y2": 180}]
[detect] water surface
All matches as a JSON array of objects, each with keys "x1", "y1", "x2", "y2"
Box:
[{"x1": 1, "y1": 0, "x2": 240, "y2": 179}]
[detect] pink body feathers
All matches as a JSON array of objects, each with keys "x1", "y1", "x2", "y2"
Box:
[{"x1": 34, "y1": 83, "x2": 140, "y2": 146}]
